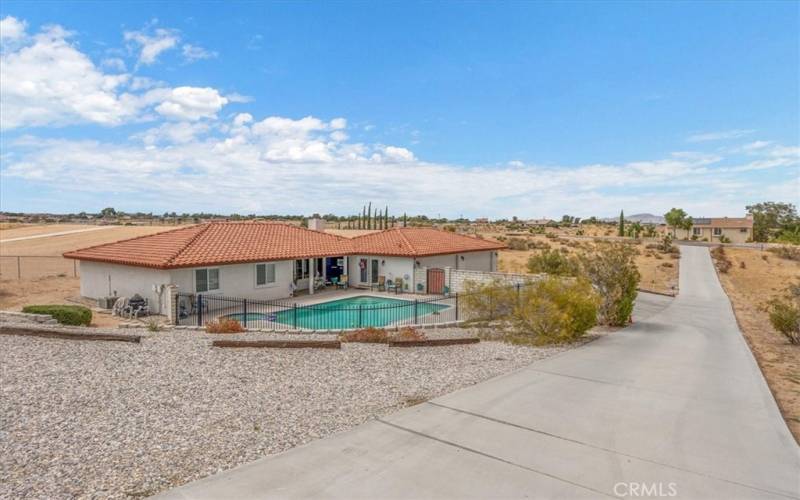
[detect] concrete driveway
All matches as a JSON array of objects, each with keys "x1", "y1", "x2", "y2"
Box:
[{"x1": 156, "y1": 246, "x2": 800, "y2": 499}]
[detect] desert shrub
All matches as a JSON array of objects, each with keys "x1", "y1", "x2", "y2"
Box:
[
  {"x1": 544, "y1": 232, "x2": 560, "y2": 240},
  {"x1": 508, "y1": 277, "x2": 598, "y2": 345},
  {"x1": 719, "y1": 235, "x2": 731, "y2": 244},
  {"x1": 660, "y1": 262, "x2": 674, "y2": 268},
  {"x1": 528, "y1": 240, "x2": 552, "y2": 250},
  {"x1": 206, "y1": 317, "x2": 245, "y2": 334},
  {"x1": 146, "y1": 319, "x2": 163, "y2": 332},
  {"x1": 526, "y1": 249, "x2": 581, "y2": 276},
  {"x1": 711, "y1": 246, "x2": 732, "y2": 273},
  {"x1": 765, "y1": 281, "x2": 800, "y2": 345},
  {"x1": 391, "y1": 327, "x2": 426, "y2": 341},
  {"x1": 340, "y1": 327, "x2": 388, "y2": 343},
  {"x1": 768, "y1": 245, "x2": 800, "y2": 262},
  {"x1": 22, "y1": 305, "x2": 92, "y2": 326},
  {"x1": 506, "y1": 237, "x2": 529, "y2": 251},
  {"x1": 739, "y1": 261, "x2": 746, "y2": 269},
  {"x1": 579, "y1": 243, "x2": 640, "y2": 326},
  {"x1": 461, "y1": 279, "x2": 518, "y2": 322}
]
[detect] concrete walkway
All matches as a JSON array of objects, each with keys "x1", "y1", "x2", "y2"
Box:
[{"x1": 157, "y1": 246, "x2": 800, "y2": 499}]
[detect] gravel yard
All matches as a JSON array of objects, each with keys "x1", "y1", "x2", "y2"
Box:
[{"x1": 1, "y1": 326, "x2": 592, "y2": 499}]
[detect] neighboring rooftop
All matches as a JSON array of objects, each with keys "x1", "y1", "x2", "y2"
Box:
[
  {"x1": 348, "y1": 227, "x2": 505, "y2": 257},
  {"x1": 63, "y1": 223, "x2": 505, "y2": 268}
]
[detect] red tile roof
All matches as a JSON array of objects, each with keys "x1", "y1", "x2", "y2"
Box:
[
  {"x1": 63, "y1": 223, "x2": 505, "y2": 268},
  {"x1": 63, "y1": 222, "x2": 353, "y2": 269},
  {"x1": 349, "y1": 227, "x2": 506, "y2": 257}
]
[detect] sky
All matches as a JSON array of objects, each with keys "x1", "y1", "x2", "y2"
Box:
[{"x1": 0, "y1": 1, "x2": 798, "y2": 219}]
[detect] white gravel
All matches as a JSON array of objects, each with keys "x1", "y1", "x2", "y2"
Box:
[{"x1": 0, "y1": 326, "x2": 593, "y2": 499}]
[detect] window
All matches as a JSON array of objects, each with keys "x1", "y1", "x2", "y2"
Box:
[
  {"x1": 195, "y1": 268, "x2": 220, "y2": 293},
  {"x1": 692, "y1": 227, "x2": 702, "y2": 236},
  {"x1": 294, "y1": 259, "x2": 309, "y2": 280},
  {"x1": 713, "y1": 228, "x2": 723, "y2": 236},
  {"x1": 255, "y1": 263, "x2": 276, "y2": 287}
]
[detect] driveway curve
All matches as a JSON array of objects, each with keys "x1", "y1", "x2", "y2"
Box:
[{"x1": 157, "y1": 245, "x2": 800, "y2": 499}]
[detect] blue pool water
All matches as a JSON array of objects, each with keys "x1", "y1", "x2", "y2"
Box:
[{"x1": 227, "y1": 295, "x2": 449, "y2": 329}]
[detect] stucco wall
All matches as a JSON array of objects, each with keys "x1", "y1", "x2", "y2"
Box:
[
  {"x1": 170, "y1": 260, "x2": 295, "y2": 301},
  {"x1": 418, "y1": 251, "x2": 495, "y2": 272},
  {"x1": 674, "y1": 227, "x2": 752, "y2": 243},
  {"x1": 79, "y1": 261, "x2": 172, "y2": 313}
]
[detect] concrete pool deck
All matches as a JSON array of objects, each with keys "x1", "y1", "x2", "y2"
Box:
[{"x1": 156, "y1": 245, "x2": 800, "y2": 499}]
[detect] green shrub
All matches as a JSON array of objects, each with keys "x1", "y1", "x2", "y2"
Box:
[
  {"x1": 526, "y1": 249, "x2": 581, "y2": 276},
  {"x1": 506, "y1": 237, "x2": 529, "y2": 251},
  {"x1": 22, "y1": 305, "x2": 92, "y2": 326},
  {"x1": 509, "y1": 277, "x2": 598, "y2": 345},
  {"x1": 461, "y1": 279, "x2": 518, "y2": 322},
  {"x1": 579, "y1": 243, "x2": 640, "y2": 326},
  {"x1": 719, "y1": 235, "x2": 731, "y2": 244},
  {"x1": 766, "y1": 281, "x2": 800, "y2": 345}
]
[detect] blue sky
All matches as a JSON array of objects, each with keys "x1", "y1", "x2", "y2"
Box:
[{"x1": 0, "y1": 1, "x2": 797, "y2": 218}]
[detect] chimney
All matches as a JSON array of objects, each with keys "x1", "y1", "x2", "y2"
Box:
[{"x1": 308, "y1": 218, "x2": 326, "y2": 232}]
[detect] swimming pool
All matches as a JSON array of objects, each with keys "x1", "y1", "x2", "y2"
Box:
[{"x1": 225, "y1": 295, "x2": 449, "y2": 329}]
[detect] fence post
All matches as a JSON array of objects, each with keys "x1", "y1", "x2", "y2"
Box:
[
  {"x1": 293, "y1": 303, "x2": 297, "y2": 329},
  {"x1": 455, "y1": 293, "x2": 459, "y2": 321},
  {"x1": 358, "y1": 304, "x2": 363, "y2": 328},
  {"x1": 414, "y1": 299, "x2": 418, "y2": 324},
  {"x1": 17, "y1": 256, "x2": 21, "y2": 280},
  {"x1": 197, "y1": 294, "x2": 203, "y2": 326},
  {"x1": 242, "y1": 298, "x2": 248, "y2": 329}
]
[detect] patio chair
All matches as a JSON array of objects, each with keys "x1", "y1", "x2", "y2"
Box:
[
  {"x1": 388, "y1": 277, "x2": 403, "y2": 294},
  {"x1": 130, "y1": 298, "x2": 150, "y2": 319},
  {"x1": 372, "y1": 275, "x2": 386, "y2": 291},
  {"x1": 337, "y1": 274, "x2": 349, "y2": 289}
]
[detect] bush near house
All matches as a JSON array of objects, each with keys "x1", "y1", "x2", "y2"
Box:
[
  {"x1": 392, "y1": 327, "x2": 426, "y2": 342},
  {"x1": 206, "y1": 318, "x2": 245, "y2": 334},
  {"x1": 508, "y1": 277, "x2": 598, "y2": 345},
  {"x1": 340, "y1": 327, "x2": 389, "y2": 343},
  {"x1": 711, "y1": 246, "x2": 733, "y2": 273},
  {"x1": 526, "y1": 249, "x2": 581, "y2": 276},
  {"x1": 461, "y1": 279, "x2": 519, "y2": 322},
  {"x1": 765, "y1": 281, "x2": 800, "y2": 345},
  {"x1": 579, "y1": 243, "x2": 640, "y2": 326},
  {"x1": 22, "y1": 305, "x2": 92, "y2": 326},
  {"x1": 767, "y1": 245, "x2": 800, "y2": 262}
]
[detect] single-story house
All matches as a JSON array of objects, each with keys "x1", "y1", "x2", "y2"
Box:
[
  {"x1": 668, "y1": 216, "x2": 754, "y2": 243},
  {"x1": 524, "y1": 218, "x2": 554, "y2": 227},
  {"x1": 63, "y1": 222, "x2": 505, "y2": 313}
]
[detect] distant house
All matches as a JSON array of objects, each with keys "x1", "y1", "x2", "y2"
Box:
[
  {"x1": 670, "y1": 216, "x2": 754, "y2": 243},
  {"x1": 524, "y1": 218, "x2": 554, "y2": 227},
  {"x1": 473, "y1": 218, "x2": 490, "y2": 224},
  {"x1": 64, "y1": 222, "x2": 505, "y2": 311}
]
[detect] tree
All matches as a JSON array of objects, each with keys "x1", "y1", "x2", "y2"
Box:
[
  {"x1": 746, "y1": 202, "x2": 798, "y2": 242},
  {"x1": 100, "y1": 207, "x2": 116, "y2": 218},
  {"x1": 629, "y1": 221, "x2": 643, "y2": 239},
  {"x1": 579, "y1": 243, "x2": 640, "y2": 326},
  {"x1": 618, "y1": 210, "x2": 625, "y2": 237},
  {"x1": 664, "y1": 208, "x2": 692, "y2": 237}
]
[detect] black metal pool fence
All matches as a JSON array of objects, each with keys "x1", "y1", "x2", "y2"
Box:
[{"x1": 175, "y1": 281, "x2": 537, "y2": 330}]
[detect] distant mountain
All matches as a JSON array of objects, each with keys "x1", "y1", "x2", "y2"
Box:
[{"x1": 600, "y1": 213, "x2": 665, "y2": 224}]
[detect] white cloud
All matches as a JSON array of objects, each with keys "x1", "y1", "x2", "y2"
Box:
[
  {"x1": 181, "y1": 43, "x2": 216, "y2": 62},
  {"x1": 0, "y1": 16, "x2": 27, "y2": 40},
  {"x1": 101, "y1": 57, "x2": 127, "y2": 72},
  {"x1": 154, "y1": 86, "x2": 229, "y2": 121},
  {"x1": 124, "y1": 26, "x2": 179, "y2": 65},
  {"x1": 0, "y1": 24, "x2": 137, "y2": 129},
  {"x1": 4, "y1": 121, "x2": 797, "y2": 217},
  {"x1": 687, "y1": 129, "x2": 755, "y2": 142},
  {"x1": 330, "y1": 117, "x2": 347, "y2": 130}
]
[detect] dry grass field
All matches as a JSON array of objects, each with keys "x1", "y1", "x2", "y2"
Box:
[
  {"x1": 714, "y1": 247, "x2": 800, "y2": 441},
  {"x1": 0, "y1": 224, "x2": 184, "y2": 318}
]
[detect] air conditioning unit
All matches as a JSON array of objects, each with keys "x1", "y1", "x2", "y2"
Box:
[{"x1": 97, "y1": 296, "x2": 117, "y2": 309}]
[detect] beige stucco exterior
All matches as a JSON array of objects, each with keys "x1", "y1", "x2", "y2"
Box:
[{"x1": 672, "y1": 225, "x2": 752, "y2": 243}]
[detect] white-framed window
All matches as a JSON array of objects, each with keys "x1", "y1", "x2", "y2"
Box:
[
  {"x1": 255, "y1": 263, "x2": 276, "y2": 287},
  {"x1": 692, "y1": 227, "x2": 702, "y2": 236},
  {"x1": 713, "y1": 228, "x2": 723, "y2": 236},
  {"x1": 195, "y1": 268, "x2": 220, "y2": 293}
]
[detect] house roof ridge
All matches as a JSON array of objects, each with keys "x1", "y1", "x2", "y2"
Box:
[
  {"x1": 163, "y1": 222, "x2": 215, "y2": 266},
  {"x1": 394, "y1": 227, "x2": 416, "y2": 255}
]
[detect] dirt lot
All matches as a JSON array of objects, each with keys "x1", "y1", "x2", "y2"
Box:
[
  {"x1": 0, "y1": 224, "x2": 183, "y2": 324},
  {"x1": 491, "y1": 232, "x2": 678, "y2": 295},
  {"x1": 713, "y1": 247, "x2": 800, "y2": 442}
]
